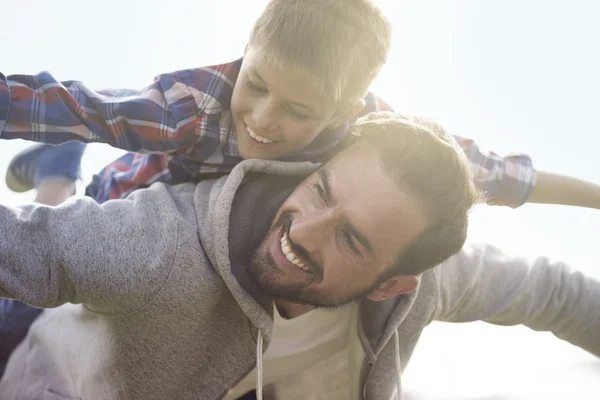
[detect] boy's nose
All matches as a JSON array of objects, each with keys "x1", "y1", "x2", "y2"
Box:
[{"x1": 252, "y1": 99, "x2": 278, "y2": 131}]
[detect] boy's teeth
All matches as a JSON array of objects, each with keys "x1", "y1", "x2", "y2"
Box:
[
  {"x1": 280, "y1": 232, "x2": 309, "y2": 271},
  {"x1": 247, "y1": 127, "x2": 274, "y2": 144}
]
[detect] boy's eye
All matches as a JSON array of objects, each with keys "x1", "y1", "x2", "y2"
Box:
[
  {"x1": 246, "y1": 79, "x2": 266, "y2": 92},
  {"x1": 287, "y1": 106, "x2": 309, "y2": 120}
]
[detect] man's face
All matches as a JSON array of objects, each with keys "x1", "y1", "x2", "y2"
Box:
[
  {"x1": 249, "y1": 143, "x2": 430, "y2": 308},
  {"x1": 230, "y1": 46, "x2": 342, "y2": 160}
]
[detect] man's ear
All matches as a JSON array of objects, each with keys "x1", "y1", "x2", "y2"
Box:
[
  {"x1": 367, "y1": 275, "x2": 420, "y2": 302},
  {"x1": 331, "y1": 98, "x2": 366, "y2": 129}
]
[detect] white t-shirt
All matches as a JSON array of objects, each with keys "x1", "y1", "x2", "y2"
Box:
[{"x1": 223, "y1": 303, "x2": 356, "y2": 399}]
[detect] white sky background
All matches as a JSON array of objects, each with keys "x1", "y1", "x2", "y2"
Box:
[{"x1": 1, "y1": 0, "x2": 600, "y2": 397}]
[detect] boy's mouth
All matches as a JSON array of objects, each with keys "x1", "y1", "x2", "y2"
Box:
[{"x1": 247, "y1": 126, "x2": 275, "y2": 145}]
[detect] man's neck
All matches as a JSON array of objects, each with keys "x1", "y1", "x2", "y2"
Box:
[{"x1": 274, "y1": 299, "x2": 316, "y2": 319}]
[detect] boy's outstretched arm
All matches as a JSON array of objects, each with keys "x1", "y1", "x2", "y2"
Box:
[
  {"x1": 0, "y1": 184, "x2": 180, "y2": 313},
  {"x1": 366, "y1": 95, "x2": 538, "y2": 209},
  {"x1": 0, "y1": 68, "x2": 222, "y2": 153},
  {"x1": 453, "y1": 138, "x2": 600, "y2": 210},
  {"x1": 433, "y1": 243, "x2": 600, "y2": 357},
  {"x1": 452, "y1": 135, "x2": 536, "y2": 208},
  {"x1": 526, "y1": 171, "x2": 600, "y2": 209}
]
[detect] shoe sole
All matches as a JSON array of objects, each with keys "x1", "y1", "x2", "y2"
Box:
[{"x1": 4, "y1": 144, "x2": 46, "y2": 193}]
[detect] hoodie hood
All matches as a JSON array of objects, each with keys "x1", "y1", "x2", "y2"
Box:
[{"x1": 195, "y1": 159, "x2": 319, "y2": 339}]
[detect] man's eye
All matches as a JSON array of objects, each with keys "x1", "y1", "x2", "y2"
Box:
[
  {"x1": 246, "y1": 79, "x2": 266, "y2": 92},
  {"x1": 343, "y1": 231, "x2": 360, "y2": 255},
  {"x1": 313, "y1": 182, "x2": 326, "y2": 202}
]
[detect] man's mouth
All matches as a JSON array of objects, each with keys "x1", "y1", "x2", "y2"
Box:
[
  {"x1": 247, "y1": 126, "x2": 274, "y2": 144},
  {"x1": 279, "y1": 231, "x2": 311, "y2": 272},
  {"x1": 271, "y1": 223, "x2": 321, "y2": 278}
]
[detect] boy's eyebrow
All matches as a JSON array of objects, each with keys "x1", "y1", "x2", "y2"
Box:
[
  {"x1": 317, "y1": 168, "x2": 375, "y2": 256},
  {"x1": 249, "y1": 68, "x2": 318, "y2": 116}
]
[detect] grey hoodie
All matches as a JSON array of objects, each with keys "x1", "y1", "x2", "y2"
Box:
[{"x1": 0, "y1": 159, "x2": 599, "y2": 400}]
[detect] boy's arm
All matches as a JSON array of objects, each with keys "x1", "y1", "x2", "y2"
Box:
[
  {"x1": 452, "y1": 135, "x2": 536, "y2": 208},
  {"x1": 364, "y1": 93, "x2": 537, "y2": 208},
  {"x1": 0, "y1": 185, "x2": 179, "y2": 313},
  {"x1": 0, "y1": 69, "x2": 207, "y2": 153},
  {"x1": 527, "y1": 171, "x2": 600, "y2": 209},
  {"x1": 433, "y1": 243, "x2": 600, "y2": 357}
]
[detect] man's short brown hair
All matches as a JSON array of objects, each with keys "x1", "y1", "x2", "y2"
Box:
[{"x1": 350, "y1": 112, "x2": 481, "y2": 277}]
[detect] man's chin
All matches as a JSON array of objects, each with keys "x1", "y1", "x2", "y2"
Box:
[{"x1": 248, "y1": 232, "x2": 370, "y2": 308}]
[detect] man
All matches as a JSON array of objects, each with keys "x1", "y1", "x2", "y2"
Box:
[{"x1": 0, "y1": 113, "x2": 598, "y2": 400}]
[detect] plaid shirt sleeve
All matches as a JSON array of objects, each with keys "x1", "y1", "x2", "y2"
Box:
[
  {"x1": 0, "y1": 70, "x2": 203, "y2": 153},
  {"x1": 365, "y1": 93, "x2": 537, "y2": 208}
]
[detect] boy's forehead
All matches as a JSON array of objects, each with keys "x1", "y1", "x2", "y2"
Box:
[{"x1": 242, "y1": 47, "x2": 336, "y2": 112}]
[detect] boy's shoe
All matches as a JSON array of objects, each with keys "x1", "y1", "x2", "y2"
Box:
[{"x1": 5, "y1": 141, "x2": 86, "y2": 193}]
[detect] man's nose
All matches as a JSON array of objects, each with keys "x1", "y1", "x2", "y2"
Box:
[
  {"x1": 252, "y1": 98, "x2": 278, "y2": 131},
  {"x1": 288, "y1": 211, "x2": 335, "y2": 254}
]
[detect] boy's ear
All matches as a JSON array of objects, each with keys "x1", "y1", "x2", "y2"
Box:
[
  {"x1": 367, "y1": 275, "x2": 420, "y2": 302},
  {"x1": 331, "y1": 98, "x2": 366, "y2": 129}
]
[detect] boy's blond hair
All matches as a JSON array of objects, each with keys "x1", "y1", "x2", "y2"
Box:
[{"x1": 248, "y1": 0, "x2": 391, "y2": 108}]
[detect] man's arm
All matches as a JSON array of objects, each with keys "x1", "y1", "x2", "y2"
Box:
[
  {"x1": 0, "y1": 69, "x2": 208, "y2": 153},
  {"x1": 433, "y1": 243, "x2": 600, "y2": 357},
  {"x1": 0, "y1": 185, "x2": 180, "y2": 312}
]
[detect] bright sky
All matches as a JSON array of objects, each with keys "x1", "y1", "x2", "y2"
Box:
[{"x1": 2, "y1": 0, "x2": 600, "y2": 397}]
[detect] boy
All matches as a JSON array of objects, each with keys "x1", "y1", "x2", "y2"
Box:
[{"x1": 1, "y1": 0, "x2": 537, "y2": 209}]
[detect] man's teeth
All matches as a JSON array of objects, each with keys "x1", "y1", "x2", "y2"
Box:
[
  {"x1": 247, "y1": 127, "x2": 274, "y2": 144},
  {"x1": 280, "y1": 232, "x2": 309, "y2": 271}
]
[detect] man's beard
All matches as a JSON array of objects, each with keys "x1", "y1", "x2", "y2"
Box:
[{"x1": 247, "y1": 213, "x2": 383, "y2": 310}]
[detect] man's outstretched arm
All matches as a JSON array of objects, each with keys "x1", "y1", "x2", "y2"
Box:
[
  {"x1": 433, "y1": 243, "x2": 600, "y2": 357},
  {"x1": 0, "y1": 185, "x2": 180, "y2": 313}
]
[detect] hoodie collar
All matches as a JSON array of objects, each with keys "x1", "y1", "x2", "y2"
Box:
[{"x1": 197, "y1": 159, "x2": 319, "y2": 338}]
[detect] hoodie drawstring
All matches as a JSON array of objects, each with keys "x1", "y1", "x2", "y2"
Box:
[
  {"x1": 393, "y1": 330, "x2": 403, "y2": 400},
  {"x1": 256, "y1": 330, "x2": 264, "y2": 400}
]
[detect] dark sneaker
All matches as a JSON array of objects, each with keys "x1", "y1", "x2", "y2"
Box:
[{"x1": 5, "y1": 141, "x2": 86, "y2": 193}]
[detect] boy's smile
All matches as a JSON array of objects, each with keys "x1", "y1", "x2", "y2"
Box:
[{"x1": 230, "y1": 46, "x2": 346, "y2": 160}]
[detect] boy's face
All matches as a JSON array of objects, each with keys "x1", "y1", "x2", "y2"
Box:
[
  {"x1": 248, "y1": 143, "x2": 430, "y2": 308},
  {"x1": 231, "y1": 47, "x2": 344, "y2": 160}
]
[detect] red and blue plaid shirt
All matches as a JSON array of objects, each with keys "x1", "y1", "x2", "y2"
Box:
[{"x1": 0, "y1": 58, "x2": 536, "y2": 207}]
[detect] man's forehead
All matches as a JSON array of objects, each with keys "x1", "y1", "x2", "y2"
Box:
[{"x1": 319, "y1": 144, "x2": 430, "y2": 265}]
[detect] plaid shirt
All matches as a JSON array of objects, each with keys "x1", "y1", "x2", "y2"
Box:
[{"x1": 0, "y1": 59, "x2": 536, "y2": 207}]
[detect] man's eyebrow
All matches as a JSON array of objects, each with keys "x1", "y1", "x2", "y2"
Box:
[
  {"x1": 317, "y1": 168, "x2": 333, "y2": 202},
  {"x1": 249, "y1": 68, "x2": 318, "y2": 116},
  {"x1": 317, "y1": 168, "x2": 375, "y2": 256}
]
